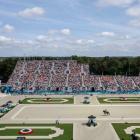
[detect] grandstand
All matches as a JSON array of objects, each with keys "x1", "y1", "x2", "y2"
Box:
[{"x1": 7, "y1": 60, "x2": 140, "y2": 93}]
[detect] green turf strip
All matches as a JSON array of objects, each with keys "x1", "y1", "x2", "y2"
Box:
[
  {"x1": 0, "y1": 129, "x2": 55, "y2": 136},
  {"x1": 112, "y1": 123, "x2": 140, "y2": 140},
  {"x1": 134, "y1": 128, "x2": 140, "y2": 134},
  {"x1": 0, "y1": 124, "x2": 73, "y2": 140},
  {"x1": 98, "y1": 97, "x2": 140, "y2": 104},
  {"x1": 109, "y1": 99, "x2": 139, "y2": 101},
  {"x1": 20, "y1": 98, "x2": 74, "y2": 104}
]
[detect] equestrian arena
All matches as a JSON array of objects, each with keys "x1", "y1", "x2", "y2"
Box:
[
  {"x1": 0, "y1": 60, "x2": 140, "y2": 140},
  {"x1": 0, "y1": 93, "x2": 140, "y2": 140}
]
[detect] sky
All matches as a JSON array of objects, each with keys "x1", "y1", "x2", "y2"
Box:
[{"x1": 0, "y1": 0, "x2": 140, "y2": 57}]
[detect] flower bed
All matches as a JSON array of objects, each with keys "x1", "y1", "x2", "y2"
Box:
[{"x1": 19, "y1": 128, "x2": 33, "y2": 135}]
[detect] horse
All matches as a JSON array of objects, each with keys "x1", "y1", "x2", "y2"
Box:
[{"x1": 103, "y1": 109, "x2": 110, "y2": 115}]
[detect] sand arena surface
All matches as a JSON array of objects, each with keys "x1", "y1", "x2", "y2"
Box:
[{"x1": 1, "y1": 94, "x2": 140, "y2": 140}]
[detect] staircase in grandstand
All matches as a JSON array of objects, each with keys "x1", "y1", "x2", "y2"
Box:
[
  {"x1": 131, "y1": 77, "x2": 139, "y2": 89},
  {"x1": 31, "y1": 61, "x2": 41, "y2": 90},
  {"x1": 114, "y1": 76, "x2": 123, "y2": 91},
  {"x1": 49, "y1": 62, "x2": 56, "y2": 88},
  {"x1": 133, "y1": 76, "x2": 140, "y2": 89},
  {"x1": 65, "y1": 62, "x2": 70, "y2": 88},
  {"x1": 113, "y1": 76, "x2": 121, "y2": 90},
  {"x1": 99, "y1": 76, "x2": 105, "y2": 90},
  {"x1": 15, "y1": 60, "x2": 27, "y2": 88},
  {"x1": 80, "y1": 65, "x2": 86, "y2": 88}
]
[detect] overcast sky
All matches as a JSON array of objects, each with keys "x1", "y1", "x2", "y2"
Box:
[{"x1": 0, "y1": 0, "x2": 140, "y2": 56}]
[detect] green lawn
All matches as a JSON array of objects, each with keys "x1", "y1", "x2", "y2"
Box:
[
  {"x1": 98, "y1": 97, "x2": 140, "y2": 104},
  {"x1": 0, "y1": 128, "x2": 55, "y2": 136},
  {"x1": 134, "y1": 128, "x2": 140, "y2": 134},
  {"x1": 0, "y1": 124, "x2": 73, "y2": 140},
  {"x1": 20, "y1": 97, "x2": 74, "y2": 104},
  {"x1": 112, "y1": 123, "x2": 140, "y2": 140}
]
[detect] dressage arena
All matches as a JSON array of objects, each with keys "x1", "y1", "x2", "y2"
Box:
[
  {"x1": 0, "y1": 123, "x2": 72, "y2": 140},
  {"x1": 98, "y1": 97, "x2": 140, "y2": 104},
  {"x1": 1, "y1": 94, "x2": 140, "y2": 140},
  {"x1": 20, "y1": 97, "x2": 74, "y2": 104}
]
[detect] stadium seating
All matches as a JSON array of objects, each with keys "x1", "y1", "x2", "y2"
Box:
[{"x1": 8, "y1": 60, "x2": 140, "y2": 92}]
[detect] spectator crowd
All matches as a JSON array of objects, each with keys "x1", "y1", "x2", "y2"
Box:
[{"x1": 8, "y1": 60, "x2": 140, "y2": 92}]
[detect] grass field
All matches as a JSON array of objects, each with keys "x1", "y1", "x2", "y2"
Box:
[
  {"x1": 112, "y1": 123, "x2": 140, "y2": 140},
  {"x1": 98, "y1": 97, "x2": 140, "y2": 104},
  {"x1": 0, "y1": 124, "x2": 73, "y2": 140},
  {"x1": 20, "y1": 97, "x2": 74, "y2": 104}
]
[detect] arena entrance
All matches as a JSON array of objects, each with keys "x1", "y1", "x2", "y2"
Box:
[
  {"x1": 91, "y1": 87, "x2": 95, "y2": 92},
  {"x1": 56, "y1": 87, "x2": 60, "y2": 91}
]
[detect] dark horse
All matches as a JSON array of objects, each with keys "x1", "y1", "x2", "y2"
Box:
[{"x1": 103, "y1": 109, "x2": 110, "y2": 115}]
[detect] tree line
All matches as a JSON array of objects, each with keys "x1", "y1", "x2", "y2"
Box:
[{"x1": 0, "y1": 56, "x2": 139, "y2": 83}]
